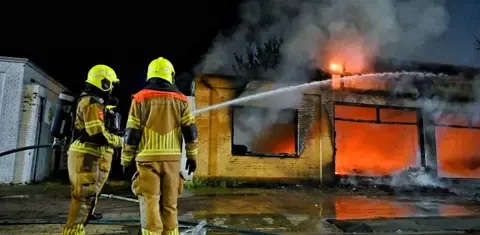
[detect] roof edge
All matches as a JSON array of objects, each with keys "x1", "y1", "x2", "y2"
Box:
[
  {"x1": 24, "y1": 60, "x2": 71, "y2": 93},
  {"x1": 0, "y1": 56, "x2": 71, "y2": 93},
  {"x1": 0, "y1": 56, "x2": 29, "y2": 64}
]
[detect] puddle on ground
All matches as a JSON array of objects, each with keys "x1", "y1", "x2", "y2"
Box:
[
  {"x1": 178, "y1": 189, "x2": 480, "y2": 233},
  {"x1": 3, "y1": 183, "x2": 480, "y2": 234}
]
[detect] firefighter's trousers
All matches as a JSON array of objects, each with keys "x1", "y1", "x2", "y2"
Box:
[
  {"x1": 131, "y1": 160, "x2": 180, "y2": 235},
  {"x1": 178, "y1": 174, "x2": 185, "y2": 195},
  {"x1": 62, "y1": 151, "x2": 103, "y2": 235},
  {"x1": 92, "y1": 149, "x2": 113, "y2": 214}
]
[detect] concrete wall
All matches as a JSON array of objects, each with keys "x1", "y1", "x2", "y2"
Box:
[
  {"x1": 0, "y1": 61, "x2": 26, "y2": 183},
  {"x1": 0, "y1": 57, "x2": 70, "y2": 184},
  {"x1": 22, "y1": 63, "x2": 68, "y2": 182},
  {"x1": 15, "y1": 84, "x2": 45, "y2": 183}
]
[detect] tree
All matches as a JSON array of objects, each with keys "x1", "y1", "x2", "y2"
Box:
[
  {"x1": 232, "y1": 37, "x2": 283, "y2": 78},
  {"x1": 476, "y1": 36, "x2": 480, "y2": 51}
]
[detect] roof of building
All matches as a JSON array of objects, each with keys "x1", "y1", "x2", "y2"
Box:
[
  {"x1": 196, "y1": 59, "x2": 480, "y2": 90},
  {"x1": 0, "y1": 56, "x2": 71, "y2": 93},
  {"x1": 372, "y1": 58, "x2": 480, "y2": 77}
]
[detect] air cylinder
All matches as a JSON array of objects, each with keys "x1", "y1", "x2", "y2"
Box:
[{"x1": 50, "y1": 92, "x2": 76, "y2": 138}]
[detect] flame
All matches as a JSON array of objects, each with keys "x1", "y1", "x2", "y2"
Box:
[
  {"x1": 334, "y1": 105, "x2": 419, "y2": 176},
  {"x1": 251, "y1": 123, "x2": 296, "y2": 154},
  {"x1": 436, "y1": 127, "x2": 480, "y2": 178},
  {"x1": 317, "y1": 35, "x2": 376, "y2": 74},
  {"x1": 434, "y1": 113, "x2": 480, "y2": 178},
  {"x1": 329, "y1": 63, "x2": 343, "y2": 74}
]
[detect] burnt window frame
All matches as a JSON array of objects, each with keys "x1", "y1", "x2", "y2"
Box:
[
  {"x1": 333, "y1": 102, "x2": 419, "y2": 125},
  {"x1": 433, "y1": 112, "x2": 480, "y2": 180},
  {"x1": 332, "y1": 102, "x2": 426, "y2": 174},
  {"x1": 433, "y1": 113, "x2": 480, "y2": 129},
  {"x1": 231, "y1": 105, "x2": 300, "y2": 158}
]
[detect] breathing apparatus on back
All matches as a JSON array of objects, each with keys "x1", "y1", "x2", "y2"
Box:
[
  {"x1": 105, "y1": 97, "x2": 123, "y2": 136},
  {"x1": 50, "y1": 64, "x2": 121, "y2": 147},
  {"x1": 50, "y1": 92, "x2": 77, "y2": 148}
]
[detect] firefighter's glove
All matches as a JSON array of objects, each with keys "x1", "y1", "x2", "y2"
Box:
[
  {"x1": 185, "y1": 159, "x2": 197, "y2": 175},
  {"x1": 122, "y1": 164, "x2": 136, "y2": 180}
]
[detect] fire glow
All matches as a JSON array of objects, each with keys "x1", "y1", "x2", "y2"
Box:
[
  {"x1": 318, "y1": 36, "x2": 375, "y2": 75},
  {"x1": 329, "y1": 63, "x2": 343, "y2": 74}
]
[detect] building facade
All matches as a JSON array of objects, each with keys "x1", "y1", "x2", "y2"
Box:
[
  {"x1": 192, "y1": 61, "x2": 480, "y2": 185},
  {"x1": 0, "y1": 56, "x2": 70, "y2": 184}
]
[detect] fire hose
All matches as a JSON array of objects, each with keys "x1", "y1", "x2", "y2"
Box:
[
  {"x1": 97, "y1": 193, "x2": 282, "y2": 235},
  {"x1": 0, "y1": 146, "x2": 474, "y2": 234},
  {"x1": 0, "y1": 144, "x2": 60, "y2": 158},
  {"x1": 0, "y1": 194, "x2": 281, "y2": 235},
  {"x1": 0, "y1": 146, "x2": 282, "y2": 235},
  {"x1": 1, "y1": 218, "x2": 281, "y2": 235}
]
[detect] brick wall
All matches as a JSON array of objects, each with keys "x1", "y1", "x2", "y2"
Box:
[
  {"x1": 194, "y1": 76, "x2": 335, "y2": 183},
  {"x1": 0, "y1": 61, "x2": 25, "y2": 183},
  {"x1": 298, "y1": 95, "x2": 321, "y2": 155}
]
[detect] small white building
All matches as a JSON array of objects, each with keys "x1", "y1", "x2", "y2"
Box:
[{"x1": 0, "y1": 56, "x2": 70, "y2": 184}]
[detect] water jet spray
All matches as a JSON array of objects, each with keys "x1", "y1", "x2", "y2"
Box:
[{"x1": 193, "y1": 71, "x2": 447, "y2": 116}]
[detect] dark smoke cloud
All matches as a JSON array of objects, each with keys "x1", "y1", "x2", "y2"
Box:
[
  {"x1": 196, "y1": 0, "x2": 450, "y2": 77},
  {"x1": 194, "y1": 0, "x2": 476, "y2": 187}
]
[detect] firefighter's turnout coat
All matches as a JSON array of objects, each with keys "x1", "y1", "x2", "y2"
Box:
[
  {"x1": 121, "y1": 81, "x2": 198, "y2": 235},
  {"x1": 63, "y1": 93, "x2": 122, "y2": 235}
]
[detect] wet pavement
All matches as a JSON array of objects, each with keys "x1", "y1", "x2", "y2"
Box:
[{"x1": 1, "y1": 180, "x2": 480, "y2": 234}]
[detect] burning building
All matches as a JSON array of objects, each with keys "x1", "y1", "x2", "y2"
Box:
[{"x1": 190, "y1": 58, "x2": 480, "y2": 185}]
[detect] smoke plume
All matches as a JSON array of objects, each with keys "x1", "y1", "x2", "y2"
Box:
[
  {"x1": 196, "y1": 0, "x2": 453, "y2": 172},
  {"x1": 197, "y1": 0, "x2": 449, "y2": 76}
]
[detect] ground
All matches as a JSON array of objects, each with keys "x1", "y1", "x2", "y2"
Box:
[{"x1": 1, "y1": 178, "x2": 480, "y2": 235}]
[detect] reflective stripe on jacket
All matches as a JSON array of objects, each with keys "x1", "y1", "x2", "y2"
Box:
[
  {"x1": 121, "y1": 87, "x2": 199, "y2": 165},
  {"x1": 69, "y1": 93, "x2": 122, "y2": 157}
]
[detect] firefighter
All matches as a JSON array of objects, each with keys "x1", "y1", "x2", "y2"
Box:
[
  {"x1": 90, "y1": 103, "x2": 120, "y2": 220},
  {"x1": 62, "y1": 65, "x2": 123, "y2": 235},
  {"x1": 178, "y1": 173, "x2": 185, "y2": 195},
  {"x1": 121, "y1": 57, "x2": 198, "y2": 235}
]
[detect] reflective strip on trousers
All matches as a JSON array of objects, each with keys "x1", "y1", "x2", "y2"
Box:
[
  {"x1": 139, "y1": 195, "x2": 148, "y2": 229},
  {"x1": 62, "y1": 224, "x2": 85, "y2": 235},
  {"x1": 140, "y1": 227, "x2": 179, "y2": 235}
]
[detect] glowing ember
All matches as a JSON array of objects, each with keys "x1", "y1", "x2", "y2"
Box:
[{"x1": 329, "y1": 63, "x2": 343, "y2": 74}]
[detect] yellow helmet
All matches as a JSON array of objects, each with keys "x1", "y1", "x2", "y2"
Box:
[
  {"x1": 86, "y1": 64, "x2": 119, "y2": 92},
  {"x1": 146, "y1": 57, "x2": 175, "y2": 84},
  {"x1": 106, "y1": 105, "x2": 116, "y2": 110}
]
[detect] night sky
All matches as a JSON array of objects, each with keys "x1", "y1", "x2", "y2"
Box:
[
  {"x1": 0, "y1": 1, "x2": 243, "y2": 115},
  {"x1": 0, "y1": 0, "x2": 478, "y2": 116}
]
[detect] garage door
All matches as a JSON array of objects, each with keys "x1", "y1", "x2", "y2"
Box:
[
  {"x1": 334, "y1": 104, "x2": 421, "y2": 176},
  {"x1": 435, "y1": 113, "x2": 480, "y2": 178}
]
